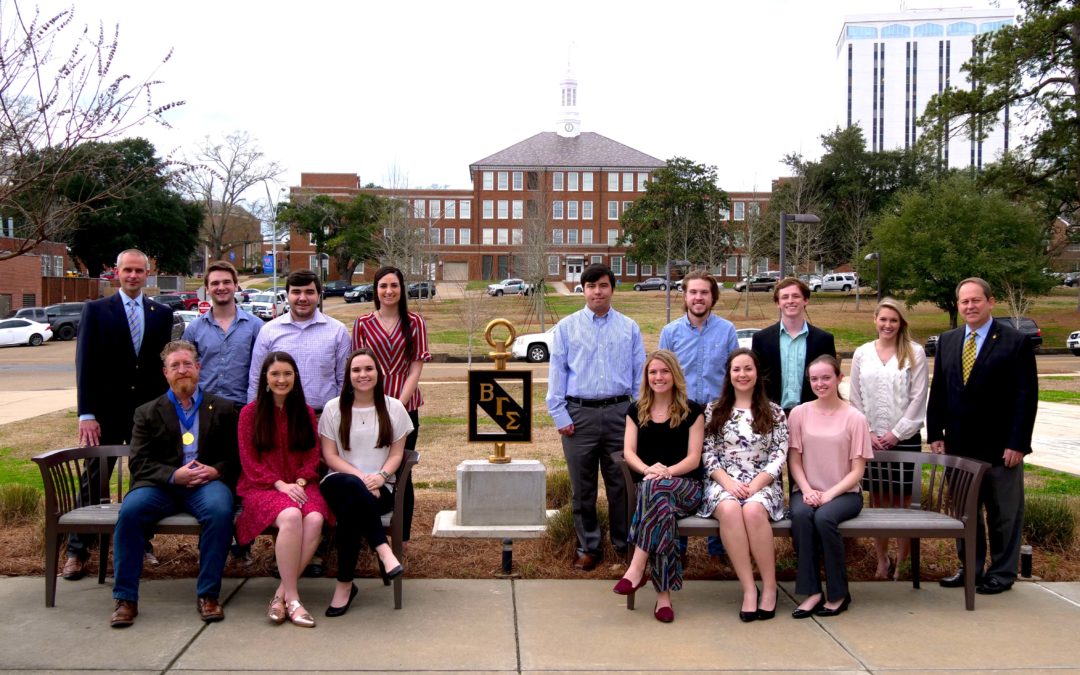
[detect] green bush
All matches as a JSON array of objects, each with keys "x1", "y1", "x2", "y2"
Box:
[
  {"x1": 544, "y1": 505, "x2": 577, "y2": 551},
  {"x1": 546, "y1": 468, "x2": 573, "y2": 509},
  {"x1": 1024, "y1": 495, "x2": 1077, "y2": 550},
  {"x1": 0, "y1": 483, "x2": 42, "y2": 524}
]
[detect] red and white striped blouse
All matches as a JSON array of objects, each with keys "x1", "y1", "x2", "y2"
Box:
[{"x1": 351, "y1": 311, "x2": 431, "y2": 411}]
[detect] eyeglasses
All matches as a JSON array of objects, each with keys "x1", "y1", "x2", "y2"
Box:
[{"x1": 165, "y1": 361, "x2": 197, "y2": 372}]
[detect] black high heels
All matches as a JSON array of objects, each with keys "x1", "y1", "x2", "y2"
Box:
[
  {"x1": 739, "y1": 587, "x2": 759, "y2": 622},
  {"x1": 325, "y1": 583, "x2": 358, "y2": 618}
]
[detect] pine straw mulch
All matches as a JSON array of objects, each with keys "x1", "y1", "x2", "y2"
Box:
[{"x1": 3, "y1": 489, "x2": 1079, "y2": 583}]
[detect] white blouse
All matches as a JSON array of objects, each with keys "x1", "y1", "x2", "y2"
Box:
[
  {"x1": 849, "y1": 340, "x2": 929, "y2": 442},
  {"x1": 318, "y1": 395, "x2": 414, "y2": 484}
]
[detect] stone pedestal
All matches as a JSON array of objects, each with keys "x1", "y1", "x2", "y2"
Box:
[{"x1": 456, "y1": 459, "x2": 546, "y2": 526}]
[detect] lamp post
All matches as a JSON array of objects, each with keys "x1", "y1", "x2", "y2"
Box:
[
  {"x1": 264, "y1": 183, "x2": 287, "y2": 298},
  {"x1": 864, "y1": 251, "x2": 882, "y2": 303},
  {"x1": 778, "y1": 212, "x2": 820, "y2": 279}
]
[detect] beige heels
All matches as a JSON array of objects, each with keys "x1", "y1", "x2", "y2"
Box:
[
  {"x1": 286, "y1": 599, "x2": 316, "y2": 628},
  {"x1": 267, "y1": 595, "x2": 286, "y2": 625}
]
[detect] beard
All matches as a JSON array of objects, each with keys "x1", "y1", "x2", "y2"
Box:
[{"x1": 170, "y1": 377, "x2": 197, "y2": 399}]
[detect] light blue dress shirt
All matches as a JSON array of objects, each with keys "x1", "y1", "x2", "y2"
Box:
[
  {"x1": 779, "y1": 321, "x2": 809, "y2": 410},
  {"x1": 546, "y1": 306, "x2": 646, "y2": 430},
  {"x1": 963, "y1": 316, "x2": 994, "y2": 359},
  {"x1": 183, "y1": 308, "x2": 262, "y2": 406},
  {"x1": 658, "y1": 313, "x2": 739, "y2": 405}
]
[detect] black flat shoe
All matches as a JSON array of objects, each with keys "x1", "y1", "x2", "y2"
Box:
[
  {"x1": 976, "y1": 578, "x2": 1013, "y2": 595},
  {"x1": 381, "y1": 563, "x2": 405, "y2": 584},
  {"x1": 792, "y1": 598, "x2": 825, "y2": 619},
  {"x1": 325, "y1": 583, "x2": 358, "y2": 617},
  {"x1": 815, "y1": 594, "x2": 852, "y2": 617},
  {"x1": 939, "y1": 568, "x2": 966, "y2": 588}
]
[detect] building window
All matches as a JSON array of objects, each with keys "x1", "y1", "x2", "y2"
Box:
[
  {"x1": 553, "y1": 201, "x2": 564, "y2": 219},
  {"x1": 527, "y1": 171, "x2": 538, "y2": 190},
  {"x1": 612, "y1": 256, "x2": 623, "y2": 275},
  {"x1": 582, "y1": 229, "x2": 593, "y2": 244},
  {"x1": 527, "y1": 200, "x2": 538, "y2": 218},
  {"x1": 607, "y1": 201, "x2": 618, "y2": 219},
  {"x1": 553, "y1": 172, "x2": 564, "y2": 191},
  {"x1": 637, "y1": 173, "x2": 648, "y2": 191},
  {"x1": 567, "y1": 229, "x2": 578, "y2": 244},
  {"x1": 719, "y1": 207, "x2": 729, "y2": 220},
  {"x1": 497, "y1": 200, "x2": 508, "y2": 219},
  {"x1": 608, "y1": 172, "x2": 619, "y2": 191},
  {"x1": 726, "y1": 256, "x2": 739, "y2": 276},
  {"x1": 582, "y1": 172, "x2": 593, "y2": 191},
  {"x1": 512, "y1": 200, "x2": 523, "y2": 219},
  {"x1": 460, "y1": 228, "x2": 471, "y2": 245},
  {"x1": 413, "y1": 200, "x2": 425, "y2": 218},
  {"x1": 622, "y1": 173, "x2": 633, "y2": 192},
  {"x1": 483, "y1": 200, "x2": 493, "y2": 219},
  {"x1": 568, "y1": 172, "x2": 579, "y2": 191},
  {"x1": 460, "y1": 200, "x2": 471, "y2": 219},
  {"x1": 430, "y1": 228, "x2": 440, "y2": 245},
  {"x1": 445, "y1": 200, "x2": 456, "y2": 219},
  {"x1": 497, "y1": 171, "x2": 508, "y2": 190},
  {"x1": 482, "y1": 228, "x2": 494, "y2": 245},
  {"x1": 627, "y1": 260, "x2": 637, "y2": 276},
  {"x1": 607, "y1": 229, "x2": 619, "y2": 246},
  {"x1": 582, "y1": 201, "x2": 593, "y2": 219},
  {"x1": 591, "y1": 254, "x2": 603, "y2": 264},
  {"x1": 622, "y1": 201, "x2": 632, "y2": 215},
  {"x1": 430, "y1": 199, "x2": 441, "y2": 219},
  {"x1": 733, "y1": 202, "x2": 745, "y2": 220},
  {"x1": 548, "y1": 255, "x2": 559, "y2": 275},
  {"x1": 445, "y1": 228, "x2": 456, "y2": 245},
  {"x1": 553, "y1": 229, "x2": 564, "y2": 244},
  {"x1": 748, "y1": 202, "x2": 760, "y2": 217},
  {"x1": 512, "y1": 229, "x2": 522, "y2": 245},
  {"x1": 567, "y1": 201, "x2": 578, "y2": 220},
  {"x1": 512, "y1": 171, "x2": 523, "y2": 190},
  {"x1": 483, "y1": 171, "x2": 494, "y2": 190},
  {"x1": 497, "y1": 229, "x2": 508, "y2": 245},
  {"x1": 642, "y1": 264, "x2": 653, "y2": 275}
]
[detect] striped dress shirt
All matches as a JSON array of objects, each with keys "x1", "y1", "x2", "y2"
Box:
[
  {"x1": 546, "y1": 306, "x2": 645, "y2": 430},
  {"x1": 352, "y1": 311, "x2": 432, "y2": 411}
]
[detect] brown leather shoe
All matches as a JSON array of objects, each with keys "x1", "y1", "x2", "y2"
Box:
[
  {"x1": 572, "y1": 552, "x2": 597, "y2": 572},
  {"x1": 110, "y1": 599, "x2": 138, "y2": 628},
  {"x1": 61, "y1": 557, "x2": 86, "y2": 581},
  {"x1": 197, "y1": 596, "x2": 225, "y2": 623}
]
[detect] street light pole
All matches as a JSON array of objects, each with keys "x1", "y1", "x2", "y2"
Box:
[
  {"x1": 778, "y1": 212, "x2": 820, "y2": 279},
  {"x1": 864, "y1": 251, "x2": 882, "y2": 303}
]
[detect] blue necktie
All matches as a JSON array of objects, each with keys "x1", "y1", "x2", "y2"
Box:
[{"x1": 127, "y1": 300, "x2": 142, "y2": 355}]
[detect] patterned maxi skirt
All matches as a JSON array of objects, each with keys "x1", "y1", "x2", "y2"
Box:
[{"x1": 627, "y1": 477, "x2": 703, "y2": 592}]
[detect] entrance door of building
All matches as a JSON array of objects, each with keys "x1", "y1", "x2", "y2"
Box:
[{"x1": 565, "y1": 258, "x2": 583, "y2": 283}]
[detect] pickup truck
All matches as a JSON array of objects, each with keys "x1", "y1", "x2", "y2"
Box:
[
  {"x1": 243, "y1": 290, "x2": 288, "y2": 320},
  {"x1": 14, "y1": 302, "x2": 84, "y2": 341}
]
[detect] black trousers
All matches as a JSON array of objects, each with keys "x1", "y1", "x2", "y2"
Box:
[
  {"x1": 790, "y1": 491, "x2": 862, "y2": 602},
  {"x1": 958, "y1": 462, "x2": 1024, "y2": 585},
  {"x1": 321, "y1": 473, "x2": 394, "y2": 583},
  {"x1": 401, "y1": 409, "x2": 419, "y2": 542}
]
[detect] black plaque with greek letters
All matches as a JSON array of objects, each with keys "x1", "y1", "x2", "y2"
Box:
[{"x1": 468, "y1": 370, "x2": 532, "y2": 442}]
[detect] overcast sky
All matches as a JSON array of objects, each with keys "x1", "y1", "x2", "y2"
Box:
[{"x1": 28, "y1": 0, "x2": 1006, "y2": 200}]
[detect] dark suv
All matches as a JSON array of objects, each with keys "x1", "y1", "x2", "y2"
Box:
[{"x1": 407, "y1": 282, "x2": 436, "y2": 299}]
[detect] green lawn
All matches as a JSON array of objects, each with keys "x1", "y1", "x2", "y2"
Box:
[{"x1": 1039, "y1": 390, "x2": 1080, "y2": 405}]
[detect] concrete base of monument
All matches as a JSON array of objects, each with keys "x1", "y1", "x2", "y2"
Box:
[
  {"x1": 455, "y1": 459, "x2": 547, "y2": 526},
  {"x1": 431, "y1": 509, "x2": 559, "y2": 539}
]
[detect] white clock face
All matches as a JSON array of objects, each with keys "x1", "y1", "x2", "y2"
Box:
[{"x1": 564, "y1": 123, "x2": 574, "y2": 132}]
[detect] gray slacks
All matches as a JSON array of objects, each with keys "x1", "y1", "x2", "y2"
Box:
[
  {"x1": 560, "y1": 401, "x2": 628, "y2": 556},
  {"x1": 958, "y1": 462, "x2": 1024, "y2": 585},
  {"x1": 790, "y1": 490, "x2": 862, "y2": 602}
]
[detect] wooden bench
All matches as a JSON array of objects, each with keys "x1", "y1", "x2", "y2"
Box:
[
  {"x1": 33, "y1": 444, "x2": 418, "y2": 609},
  {"x1": 616, "y1": 449, "x2": 989, "y2": 610}
]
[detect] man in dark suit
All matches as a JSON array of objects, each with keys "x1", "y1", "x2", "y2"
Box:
[
  {"x1": 751, "y1": 277, "x2": 837, "y2": 415},
  {"x1": 64, "y1": 249, "x2": 174, "y2": 580},
  {"x1": 109, "y1": 340, "x2": 239, "y2": 628},
  {"x1": 927, "y1": 277, "x2": 1037, "y2": 595}
]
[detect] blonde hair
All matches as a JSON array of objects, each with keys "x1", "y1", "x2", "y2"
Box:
[
  {"x1": 876, "y1": 297, "x2": 914, "y2": 370},
  {"x1": 636, "y1": 350, "x2": 691, "y2": 428}
]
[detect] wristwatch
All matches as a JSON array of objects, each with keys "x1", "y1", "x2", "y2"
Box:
[
  {"x1": 378, "y1": 470, "x2": 392, "y2": 482},
  {"x1": 296, "y1": 478, "x2": 307, "y2": 487}
]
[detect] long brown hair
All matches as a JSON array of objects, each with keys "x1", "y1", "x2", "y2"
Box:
[
  {"x1": 876, "y1": 297, "x2": 914, "y2": 370},
  {"x1": 635, "y1": 350, "x2": 691, "y2": 428},
  {"x1": 372, "y1": 266, "x2": 415, "y2": 360},
  {"x1": 706, "y1": 348, "x2": 777, "y2": 436},
  {"x1": 253, "y1": 352, "x2": 316, "y2": 454},
  {"x1": 337, "y1": 348, "x2": 393, "y2": 451}
]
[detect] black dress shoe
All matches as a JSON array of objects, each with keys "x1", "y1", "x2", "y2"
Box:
[
  {"x1": 792, "y1": 598, "x2": 825, "y2": 619},
  {"x1": 939, "y1": 569, "x2": 966, "y2": 588},
  {"x1": 976, "y1": 578, "x2": 1013, "y2": 595},
  {"x1": 815, "y1": 594, "x2": 852, "y2": 617},
  {"x1": 325, "y1": 583, "x2": 358, "y2": 617}
]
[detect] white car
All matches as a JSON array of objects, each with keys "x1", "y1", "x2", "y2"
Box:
[
  {"x1": 0, "y1": 318, "x2": 53, "y2": 347},
  {"x1": 511, "y1": 326, "x2": 556, "y2": 362},
  {"x1": 736, "y1": 328, "x2": 760, "y2": 349},
  {"x1": 812, "y1": 273, "x2": 858, "y2": 292},
  {"x1": 176, "y1": 310, "x2": 200, "y2": 327},
  {"x1": 246, "y1": 290, "x2": 288, "y2": 320},
  {"x1": 1068, "y1": 330, "x2": 1080, "y2": 356}
]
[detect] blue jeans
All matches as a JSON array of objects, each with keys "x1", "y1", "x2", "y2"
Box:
[{"x1": 112, "y1": 481, "x2": 233, "y2": 603}]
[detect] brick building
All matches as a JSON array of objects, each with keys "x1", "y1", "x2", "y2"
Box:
[
  {"x1": 287, "y1": 69, "x2": 772, "y2": 283},
  {"x1": 0, "y1": 237, "x2": 74, "y2": 316}
]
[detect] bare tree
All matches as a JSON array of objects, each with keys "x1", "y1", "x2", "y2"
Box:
[
  {"x1": 519, "y1": 173, "x2": 555, "y2": 332},
  {"x1": 841, "y1": 191, "x2": 874, "y2": 310},
  {"x1": 0, "y1": 2, "x2": 182, "y2": 260},
  {"x1": 737, "y1": 201, "x2": 773, "y2": 318},
  {"x1": 177, "y1": 131, "x2": 283, "y2": 262},
  {"x1": 1000, "y1": 279, "x2": 1033, "y2": 330},
  {"x1": 378, "y1": 163, "x2": 426, "y2": 280},
  {"x1": 449, "y1": 279, "x2": 494, "y2": 368}
]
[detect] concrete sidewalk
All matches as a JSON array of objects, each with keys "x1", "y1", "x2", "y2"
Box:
[{"x1": 2, "y1": 576, "x2": 1079, "y2": 672}]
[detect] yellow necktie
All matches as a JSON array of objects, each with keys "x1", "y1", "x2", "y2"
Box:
[{"x1": 962, "y1": 331, "x2": 977, "y2": 384}]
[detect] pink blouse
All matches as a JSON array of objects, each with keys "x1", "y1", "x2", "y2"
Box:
[{"x1": 788, "y1": 402, "x2": 873, "y2": 493}]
